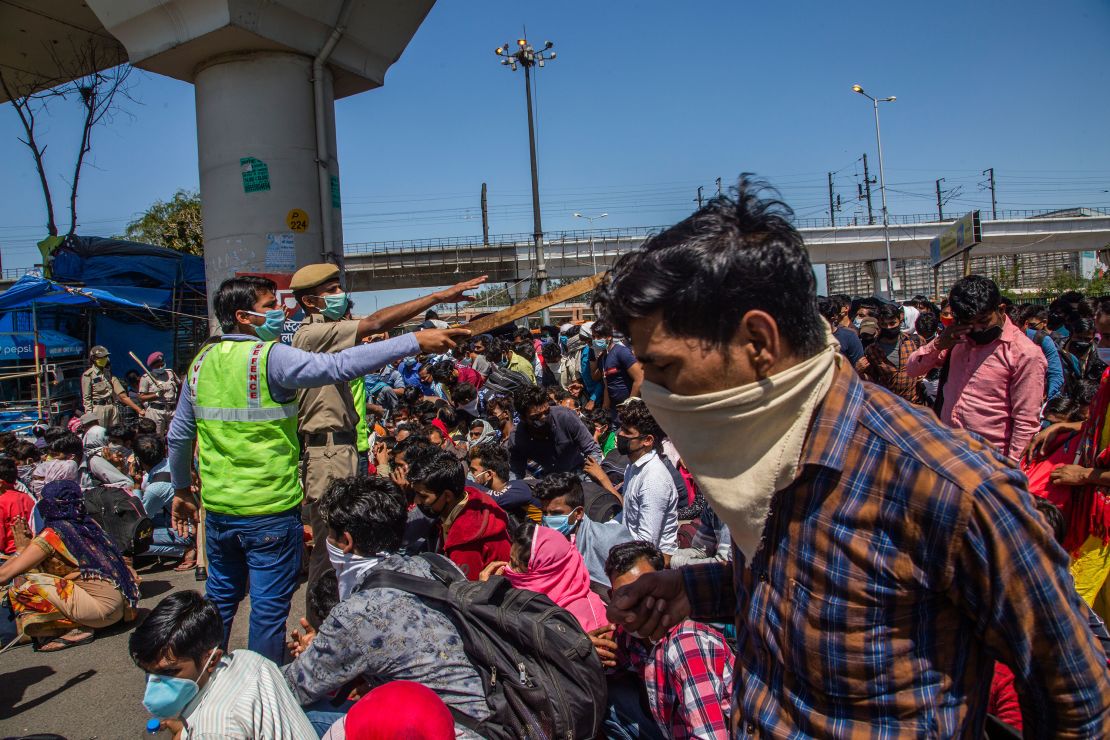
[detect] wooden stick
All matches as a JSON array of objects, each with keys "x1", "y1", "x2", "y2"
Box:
[
  {"x1": 194, "y1": 505, "x2": 208, "y2": 581},
  {"x1": 465, "y1": 273, "x2": 605, "y2": 335}
]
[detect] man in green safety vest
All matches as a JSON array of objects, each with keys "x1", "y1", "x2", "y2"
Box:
[
  {"x1": 168, "y1": 275, "x2": 468, "y2": 663},
  {"x1": 288, "y1": 262, "x2": 485, "y2": 627}
]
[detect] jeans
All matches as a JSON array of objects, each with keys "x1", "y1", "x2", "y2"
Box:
[
  {"x1": 204, "y1": 507, "x2": 303, "y2": 664},
  {"x1": 147, "y1": 513, "x2": 194, "y2": 557},
  {"x1": 303, "y1": 698, "x2": 354, "y2": 738},
  {"x1": 603, "y1": 673, "x2": 665, "y2": 740}
]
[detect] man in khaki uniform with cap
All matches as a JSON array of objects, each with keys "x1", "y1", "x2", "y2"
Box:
[
  {"x1": 81, "y1": 345, "x2": 144, "y2": 429},
  {"x1": 138, "y1": 350, "x2": 179, "y2": 436},
  {"x1": 290, "y1": 262, "x2": 486, "y2": 626}
]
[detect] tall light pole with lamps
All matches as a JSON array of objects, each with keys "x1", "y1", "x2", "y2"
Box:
[
  {"x1": 497, "y1": 38, "x2": 556, "y2": 323},
  {"x1": 573, "y1": 211, "x2": 608, "y2": 274},
  {"x1": 852, "y1": 84, "x2": 897, "y2": 300}
]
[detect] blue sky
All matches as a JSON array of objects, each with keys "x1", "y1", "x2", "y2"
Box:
[{"x1": 2, "y1": 0, "x2": 1108, "y2": 306}]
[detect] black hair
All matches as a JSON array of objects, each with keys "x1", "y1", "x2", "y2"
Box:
[
  {"x1": 1059, "y1": 290, "x2": 1086, "y2": 309},
  {"x1": 817, "y1": 296, "x2": 840, "y2": 324},
  {"x1": 875, "y1": 303, "x2": 901, "y2": 325},
  {"x1": 453, "y1": 382, "x2": 477, "y2": 407},
  {"x1": 1033, "y1": 499, "x2": 1066, "y2": 545},
  {"x1": 43, "y1": 426, "x2": 69, "y2": 444},
  {"x1": 214, "y1": 275, "x2": 277, "y2": 333},
  {"x1": 582, "y1": 407, "x2": 610, "y2": 432},
  {"x1": 515, "y1": 385, "x2": 551, "y2": 415},
  {"x1": 0, "y1": 458, "x2": 17, "y2": 485},
  {"x1": 514, "y1": 342, "x2": 536, "y2": 362},
  {"x1": 591, "y1": 320, "x2": 613, "y2": 339},
  {"x1": 308, "y1": 570, "x2": 340, "y2": 623},
  {"x1": 947, "y1": 275, "x2": 1001, "y2": 323},
  {"x1": 132, "y1": 434, "x2": 165, "y2": 469},
  {"x1": 486, "y1": 394, "x2": 514, "y2": 415},
  {"x1": 540, "y1": 342, "x2": 562, "y2": 363},
  {"x1": 468, "y1": 442, "x2": 510, "y2": 482},
  {"x1": 1042, "y1": 395, "x2": 1076, "y2": 421},
  {"x1": 915, "y1": 311, "x2": 939, "y2": 339},
  {"x1": 604, "y1": 540, "x2": 665, "y2": 580},
  {"x1": 136, "y1": 418, "x2": 158, "y2": 436},
  {"x1": 533, "y1": 471, "x2": 584, "y2": 508},
  {"x1": 593, "y1": 175, "x2": 826, "y2": 358},
  {"x1": 509, "y1": 521, "x2": 536, "y2": 571},
  {"x1": 129, "y1": 591, "x2": 224, "y2": 668},
  {"x1": 407, "y1": 449, "x2": 466, "y2": 497},
  {"x1": 392, "y1": 438, "x2": 440, "y2": 469},
  {"x1": 319, "y1": 475, "x2": 407, "y2": 554},
  {"x1": 428, "y1": 360, "x2": 457, "y2": 385},
  {"x1": 1071, "y1": 380, "x2": 1099, "y2": 412},
  {"x1": 10, "y1": 440, "x2": 40, "y2": 463},
  {"x1": 108, "y1": 424, "x2": 135, "y2": 445},
  {"x1": 49, "y1": 433, "x2": 83, "y2": 461},
  {"x1": 425, "y1": 309, "x2": 439, "y2": 320},
  {"x1": 1066, "y1": 316, "x2": 1095, "y2": 337},
  {"x1": 618, "y1": 399, "x2": 664, "y2": 445},
  {"x1": 1021, "y1": 306, "x2": 1048, "y2": 325}
]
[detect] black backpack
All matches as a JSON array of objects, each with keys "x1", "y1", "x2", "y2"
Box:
[
  {"x1": 83, "y1": 485, "x2": 154, "y2": 556},
  {"x1": 483, "y1": 366, "x2": 534, "y2": 398},
  {"x1": 362, "y1": 553, "x2": 607, "y2": 740}
]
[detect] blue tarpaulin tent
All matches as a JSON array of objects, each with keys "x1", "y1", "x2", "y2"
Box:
[
  {"x1": 0, "y1": 274, "x2": 161, "y2": 311},
  {"x1": 0, "y1": 328, "x2": 85, "y2": 360}
]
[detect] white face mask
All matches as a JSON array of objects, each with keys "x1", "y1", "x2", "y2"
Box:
[
  {"x1": 325, "y1": 539, "x2": 385, "y2": 601},
  {"x1": 1098, "y1": 347, "x2": 1110, "y2": 365}
]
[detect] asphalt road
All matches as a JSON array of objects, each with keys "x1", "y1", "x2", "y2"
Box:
[{"x1": 0, "y1": 559, "x2": 308, "y2": 740}]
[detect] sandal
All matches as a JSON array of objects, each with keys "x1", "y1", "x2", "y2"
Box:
[
  {"x1": 173, "y1": 549, "x2": 198, "y2": 571},
  {"x1": 33, "y1": 629, "x2": 94, "y2": 652}
]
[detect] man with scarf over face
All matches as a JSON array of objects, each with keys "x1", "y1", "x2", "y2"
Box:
[{"x1": 598, "y1": 176, "x2": 1110, "y2": 737}]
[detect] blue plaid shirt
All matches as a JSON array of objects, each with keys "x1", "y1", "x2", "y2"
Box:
[{"x1": 683, "y1": 360, "x2": 1110, "y2": 738}]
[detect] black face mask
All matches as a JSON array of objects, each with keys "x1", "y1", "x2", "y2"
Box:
[
  {"x1": 878, "y1": 327, "x2": 901, "y2": 341},
  {"x1": 1071, "y1": 341, "x2": 1093, "y2": 356},
  {"x1": 616, "y1": 435, "x2": 642, "y2": 456},
  {"x1": 967, "y1": 325, "x2": 1003, "y2": 345}
]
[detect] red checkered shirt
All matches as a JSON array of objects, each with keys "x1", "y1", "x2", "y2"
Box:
[{"x1": 617, "y1": 620, "x2": 735, "y2": 740}]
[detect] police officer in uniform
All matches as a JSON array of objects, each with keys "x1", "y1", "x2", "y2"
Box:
[
  {"x1": 138, "y1": 351, "x2": 179, "y2": 436},
  {"x1": 290, "y1": 262, "x2": 486, "y2": 626},
  {"x1": 81, "y1": 346, "x2": 144, "y2": 429}
]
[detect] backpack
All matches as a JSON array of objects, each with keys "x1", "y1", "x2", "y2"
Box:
[
  {"x1": 483, "y1": 366, "x2": 533, "y2": 398},
  {"x1": 362, "y1": 553, "x2": 607, "y2": 740},
  {"x1": 83, "y1": 485, "x2": 154, "y2": 556}
]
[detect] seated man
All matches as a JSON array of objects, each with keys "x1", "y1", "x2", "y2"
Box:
[
  {"x1": 614, "y1": 402, "x2": 679, "y2": 556},
  {"x1": 129, "y1": 590, "x2": 314, "y2": 737},
  {"x1": 670, "y1": 506, "x2": 732, "y2": 568},
  {"x1": 534, "y1": 471, "x2": 631, "y2": 588},
  {"x1": 282, "y1": 476, "x2": 490, "y2": 736},
  {"x1": 132, "y1": 434, "x2": 195, "y2": 568},
  {"x1": 467, "y1": 442, "x2": 542, "y2": 525},
  {"x1": 508, "y1": 386, "x2": 601, "y2": 479},
  {"x1": 408, "y1": 450, "x2": 511, "y2": 580},
  {"x1": 595, "y1": 541, "x2": 735, "y2": 740}
]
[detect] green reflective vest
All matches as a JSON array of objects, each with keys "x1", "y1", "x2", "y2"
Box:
[
  {"x1": 350, "y1": 376, "x2": 369, "y2": 453},
  {"x1": 190, "y1": 340, "x2": 301, "y2": 516}
]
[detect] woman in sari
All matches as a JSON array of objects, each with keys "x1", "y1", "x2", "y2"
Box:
[{"x1": 1, "y1": 480, "x2": 139, "y2": 652}]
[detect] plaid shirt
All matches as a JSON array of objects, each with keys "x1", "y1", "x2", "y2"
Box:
[
  {"x1": 683, "y1": 359, "x2": 1110, "y2": 738},
  {"x1": 854, "y1": 332, "x2": 924, "y2": 404},
  {"x1": 617, "y1": 620, "x2": 735, "y2": 739}
]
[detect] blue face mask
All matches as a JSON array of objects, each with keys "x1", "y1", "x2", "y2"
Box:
[
  {"x1": 142, "y1": 650, "x2": 217, "y2": 718},
  {"x1": 317, "y1": 292, "x2": 349, "y2": 321},
  {"x1": 542, "y1": 511, "x2": 578, "y2": 536},
  {"x1": 246, "y1": 310, "x2": 286, "y2": 341},
  {"x1": 852, "y1": 317, "x2": 863, "y2": 329},
  {"x1": 592, "y1": 339, "x2": 609, "y2": 351}
]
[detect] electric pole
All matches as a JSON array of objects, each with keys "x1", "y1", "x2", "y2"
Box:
[
  {"x1": 715, "y1": 177, "x2": 722, "y2": 196},
  {"x1": 496, "y1": 37, "x2": 556, "y2": 321},
  {"x1": 861, "y1": 153, "x2": 875, "y2": 225},
  {"x1": 982, "y1": 167, "x2": 997, "y2": 219},
  {"x1": 481, "y1": 182, "x2": 489, "y2": 245},
  {"x1": 828, "y1": 172, "x2": 836, "y2": 227},
  {"x1": 936, "y1": 178, "x2": 945, "y2": 221},
  {"x1": 696, "y1": 186, "x2": 704, "y2": 209}
]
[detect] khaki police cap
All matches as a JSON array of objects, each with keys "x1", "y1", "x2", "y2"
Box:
[
  {"x1": 89, "y1": 345, "x2": 110, "y2": 358},
  {"x1": 289, "y1": 263, "x2": 340, "y2": 292}
]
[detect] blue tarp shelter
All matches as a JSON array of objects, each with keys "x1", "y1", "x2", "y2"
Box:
[{"x1": 0, "y1": 328, "x2": 85, "y2": 360}]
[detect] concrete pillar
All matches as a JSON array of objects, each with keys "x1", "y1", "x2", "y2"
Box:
[{"x1": 194, "y1": 51, "x2": 342, "y2": 317}]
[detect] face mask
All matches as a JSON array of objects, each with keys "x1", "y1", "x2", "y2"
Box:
[
  {"x1": 852, "y1": 317, "x2": 863, "y2": 329},
  {"x1": 542, "y1": 513, "x2": 575, "y2": 537},
  {"x1": 593, "y1": 340, "x2": 609, "y2": 351},
  {"x1": 939, "y1": 316, "x2": 955, "y2": 328},
  {"x1": 617, "y1": 435, "x2": 641, "y2": 456},
  {"x1": 878, "y1": 327, "x2": 900, "y2": 341},
  {"x1": 326, "y1": 539, "x2": 384, "y2": 600},
  {"x1": 95, "y1": 358, "x2": 108, "y2": 368},
  {"x1": 143, "y1": 650, "x2": 217, "y2": 718},
  {"x1": 17, "y1": 463, "x2": 34, "y2": 481},
  {"x1": 317, "y1": 292, "x2": 350, "y2": 321},
  {"x1": 1098, "y1": 348, "x2": 1110, "y2": 364},
  {"x1": 246, "y1": 310, "x2": 286, "y2": 341},
  {"x1": 967, "y1": 325, "x2": 1003, "y2": 345},
  {"x1": 1070, "y1": 341, "x2": 1093, "y2": 357}
]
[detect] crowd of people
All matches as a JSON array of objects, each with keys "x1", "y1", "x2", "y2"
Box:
[{"x1": 3, "y1": 175, "x2": 1110, "y2": 737}]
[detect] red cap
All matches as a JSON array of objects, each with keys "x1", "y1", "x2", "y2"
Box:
[{"x1": 146, "y1": 351, "x2": 164, "y2": 367}]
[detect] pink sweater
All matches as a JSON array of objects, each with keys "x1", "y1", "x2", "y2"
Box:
[{"x1": 906, "y1": 317, "x2": 1046, "y2": 460}]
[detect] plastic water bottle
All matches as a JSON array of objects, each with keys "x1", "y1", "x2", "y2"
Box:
[{"x1": 146, "y1": 718, "x2": 161, "y2": 734}]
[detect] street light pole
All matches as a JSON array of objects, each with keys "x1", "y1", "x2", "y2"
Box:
[
  {"x1": 573, "y1": 211, "x2": 608, "y2": 274},
  {"x1": 497, "y1": 38, "x2": 556, "y2": 323},
  {"x1": 853, "y1": 84, "x2": 897, "y2": 300}
]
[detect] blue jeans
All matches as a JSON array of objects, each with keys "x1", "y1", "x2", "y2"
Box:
[
  {"x1": 148, "y1": 513, "x2": 194, "y2": 557},
  {"x1": 204, "y1": 507, "x2": 302, "y2": 665},
  {"x1": 303, "y1": 698, "x2": 354, "y2": 738},
  {"x1": 603, "y1": 673, "x2": 665, "y2": 740}
]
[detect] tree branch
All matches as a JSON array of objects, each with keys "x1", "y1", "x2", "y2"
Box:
[{"x1": 1, "y1": 72, "x2": 59, "y2": 236}]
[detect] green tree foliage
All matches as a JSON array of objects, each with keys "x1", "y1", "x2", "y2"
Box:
[{"x1": 125, "y1": 189, "x2": 203, "y2": 255}]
